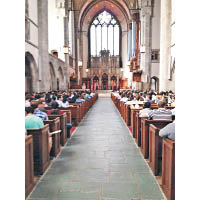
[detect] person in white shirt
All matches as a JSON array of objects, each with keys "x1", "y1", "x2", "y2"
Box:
[
  {"x1": 139, "y1": 102, "x2": 153, "y2": 117},
  {"x1": 56, "y1": 95, "x2": 63, "y2": 107},
  {"x1": 25, "y1": 95, "x2": 31, "y2": 107},
  {"x1": 61, "y1": 96, "x2": 69, "y2": 107}
]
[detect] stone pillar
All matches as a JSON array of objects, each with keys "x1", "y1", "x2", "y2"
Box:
[
  {"x1": 117, "y1": 76, "x2": 119, "y2": 89},
  {"x1": 108, "y1": 76, "x2": 111, "y2": 90},
  {"x1": 64, "y1": 0, "x2": 69, "y2": 89},
  {"x1": 99, "y1": 77, "x2": 102, "y2": 90},
  {"x1": 38, "y1": 0, "x2": 50, "y2": 92},
  {"x1": 160, "y1": 0, "x2": 171, "y2": 91},
  {"x1": 140, "y1": 0, "x2": 152, "y2": 90}
]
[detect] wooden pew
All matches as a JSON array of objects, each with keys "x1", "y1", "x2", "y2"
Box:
[
  {"x1": 161, "y1": 138, "x2": 175, "y2": 200},
  {"x1": 48, "y1": 112, "x2": 67, "y2": 146},
  {"x1": 130, "y1": 107, "x2": 142, "y2": 138},
  {"x1": 67, "y1": 104, "x2": 80, "y2": 126},
  {"x1": 135, "y1": 111, "x2": 141, "y2": 146},
  {"x1": 140, "y1": 119, "x2": 172, "y2": 159},
  {"x1": 25, "y1": 135, "x2": 36, "y2": 198},
  {"x1": 148, "y1": 124, "x2": 171, "y2": 175},
  {"x1": 27, "y1": 124, "x2": 50, "y2": 175},
  {"x1": 124, "y1": 104, "x2": 128, "y2": 125},
  {"x1": 46, "y1": 106, "x2": 78, "y2": 126},
  {"x1": 44, "y1": 117, "x2": 61, "y2": 157}
]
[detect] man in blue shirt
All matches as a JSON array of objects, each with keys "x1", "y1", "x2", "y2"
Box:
[{"x1": 31, "y1": 100, "x2": 48, "y2": 120}]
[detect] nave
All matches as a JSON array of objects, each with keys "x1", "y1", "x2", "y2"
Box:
[{"x1": 27, "y1": 96, "x2": 165, "y2": 200}]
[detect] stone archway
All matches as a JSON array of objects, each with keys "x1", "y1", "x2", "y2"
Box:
[
  {"x1": 93, "y1": 76, "x2": 99, "y2": 91},
  {"x1": 25, "y1": 52, "x2": 38, "y2": 94},
  {"x1": 102, "y1": 73, "x2": 108, "y2": 90},
  {"x1": 111, "y1": 75, "x2": 117, "y2": 90},
  {"x1": 49, "y1": 62, "x2": 56, "y2": 91},
  {"x1": 58, "y1": 67, "x2": 64, "y2": 90},
  {"x1": 78, "y1": 0, "x2": 132, "y2": 85},
  {"x1": 151, "y1": 76, "x2": 159, "y2": 91}
]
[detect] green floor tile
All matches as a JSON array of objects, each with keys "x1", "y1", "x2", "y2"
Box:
[{"x1": 27, "y1": 97, "x2": 165, "y2": 200}]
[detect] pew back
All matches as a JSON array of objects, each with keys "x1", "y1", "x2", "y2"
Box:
[
  {"x1": 25, "y1": 135, "x2": 35, "y2": 197},
  {"x1": 48, "y1": 112, "x2": 67, "y2": 146},
  {"x1": 27, "y1": 124, "x2": 50, "y2": 175},
  {"x1": 162, "y1": 138, "x2": 175, "y2": 200},
  {"x1": 44, "y1": 117, "x2": 61, "y2": 157}
]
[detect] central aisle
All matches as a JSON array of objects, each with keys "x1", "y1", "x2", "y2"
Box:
[{"x1": 28, "y1": 97, "x2": 166, "y2": 200}]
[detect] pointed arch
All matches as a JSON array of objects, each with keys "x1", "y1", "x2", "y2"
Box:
[
  {"x1": 49, "y1": 62, "x2": 56, "y2": 91},
  {"x1": 57, "y1": 66, "x2": 64, "y2": 90},
  {"x1": 25, "y1": 52, "x2": 38, "y2": 94}
]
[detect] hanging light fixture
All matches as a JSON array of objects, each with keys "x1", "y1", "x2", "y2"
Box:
[
  {"x1": 63, "y1": 45, "x2": 69, "y2": 54},
  {"x1": 78, "y1": 61, "x2": 83, "y2": 67}
]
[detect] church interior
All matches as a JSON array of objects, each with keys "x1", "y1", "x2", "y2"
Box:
[
  {"x1": 25, "y1": 0, "x2": 175, "y2": 93},
  {"x1": 10, "y1": 0, "x2": 195, "y2": 199}
]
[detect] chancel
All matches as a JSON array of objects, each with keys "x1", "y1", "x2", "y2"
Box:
[{"x1": 25, "y1": 0, "x2": 175, "y2": 200}]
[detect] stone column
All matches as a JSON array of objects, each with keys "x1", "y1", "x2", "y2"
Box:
[
  {"x1": 140, "y1": 0, "x2": 152, "y2": 90},
  {"x1": 38, "y1": 0, "x2": 50, "y2": 92},
  {"x1": 108, "y1": 76, "x2": 111, "y2": 90},
  {"x1": 64, "y1": 0, "x2": 69, "y2": 89},
  {"x1": 117, "y1": 76, "x2": 119, "y2": 89},
  {"x1": 160, "y1": 0, "x2": 171, "y2": 91},
  {"x1": 99, "y1": 77, "x2": 102, "y2": 90}
]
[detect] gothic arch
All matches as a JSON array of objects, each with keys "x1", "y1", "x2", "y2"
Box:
[
  {"x1": 25, "y1": 52, "x2": 38, "y2": 94},
  {"x1": 151, "y1": 76, "x2": 159, "y2": 91},
  {"x1": 57, "y1": 66, "x2": 64, "y2": 90},
  {"x1": 78, "y1": 0, "x2": 132, "y2": 31},
  {"x1": 49, "y1": 62, "x2": 56, "y2": 91}
]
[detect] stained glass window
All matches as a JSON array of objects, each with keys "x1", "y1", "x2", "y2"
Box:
[{"x1": 90, "y1": 11, "x2": 120, "y2": 56}]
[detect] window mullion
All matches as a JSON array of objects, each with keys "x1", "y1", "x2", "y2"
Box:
[
  {"x1": 113, "y1": 25, "x2": 114, "y2": 56},
  {"x1": 95, "y1": 26, "x2": 97, "y2": 56},
  {"x1": 101, "y1": 25, "x2": 102, "y2": 51},
  {"x1": 107, "y1": 25, "x2": 108, "y2": 50}
]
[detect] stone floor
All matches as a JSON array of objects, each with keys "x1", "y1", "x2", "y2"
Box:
[{"x1": 27, "y1": 97, "x2": 166, "y2": 200}]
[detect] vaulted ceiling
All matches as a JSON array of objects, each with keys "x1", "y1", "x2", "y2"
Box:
[
  {"x1": 73, "y1": 0, "x2": 136, "y2": 11},
  {"x1": 72, "y1": 0, "x2": 137, "y2": 30}
]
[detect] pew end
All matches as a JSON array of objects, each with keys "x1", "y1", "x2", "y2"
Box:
[
  {"x1": 161, "y1": 138, "x2": 175, "y2": 200},
  {"x1": 27, "y1": 124, "x2": 50, "y2": 176}
]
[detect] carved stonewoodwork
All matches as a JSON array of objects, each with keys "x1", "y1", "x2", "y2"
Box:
[{"x1": 133, "y1": 70, "x2": 142, "y2": 82}]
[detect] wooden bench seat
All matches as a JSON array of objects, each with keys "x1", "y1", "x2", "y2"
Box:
[
  {"x1": 44, "y1": 117, "x2": 61, "y2": 157},
  {"x1": 140, "y1": 119, "x2": 172, "y2": 159},
  {"x1": 25, "y1": 135, "x2": 36, "y2": 198},
  {"x1": 148, "y1": 124, "x2": 170, "y2": 176},
  {"x1": 161, "y1": 138, "x2": 175, "y2": 200},
  {"x1": 48, "y1": 112, "x2": 67, "y2": 146},
  {"x1": 131, "y1": 107, "x2": 142, "y2": 138},
  {"x1": 135, "y1": 111, "x2": 142, "y2": 146},
  {"x1": 27, "y1": 124, "x2": 50, "y2": 176}
]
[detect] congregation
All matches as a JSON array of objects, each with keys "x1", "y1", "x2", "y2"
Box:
[
  {"x1": 112, "y1": 89, "x2": 175, "y2": 141},
  {"x1": 25, "y1": 90, "x2": 96, "y2": 154}
]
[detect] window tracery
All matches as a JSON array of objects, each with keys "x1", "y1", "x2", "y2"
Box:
[{"x1": 90, "y1": 11, "x2": 120, "y2": 56}]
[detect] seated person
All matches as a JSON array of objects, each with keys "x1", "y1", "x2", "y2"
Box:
[
  {"x1": 25, "y1": 107, "x2": 52, "y2": 153},
  {"x1": 25, "y1": 95, "x2": 31, "y2": 107},
  {"x1": 48, "y1": 95, "x2": 57, "y2": 106},
  {"x1": 31, "y1": 100, "x2": 48, "y2": 120},
  {"x1": 139, "y1": 102, "x2": 153, "y2": 117},
  {"x1": 61, "y1": 96, "x2": 69, "y2": 107},
  {"x1": 120, "y1": 94, "x2": 128, "y2": 103},
  {"x1": 47, "y1": 101, "x2": 63, "y2": 115},
  {"x1": 38, "y1": 99, "x2": 47, "y2": 113},
  {"x1": 159, "y1": 121, "x2": 175, "y2": 141},
  {"x1": 25, "y1": 107, "x2": 44, "y2": 129},
  {"x1": 76, "y1": 95, "x2": 85, "y2": 103},
  {"x1": 56, "y1": 95, "x2": 63, "y2": 107},
  {"x1": 148, "y1": 101, "x2": 172, "y2": 120}
]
